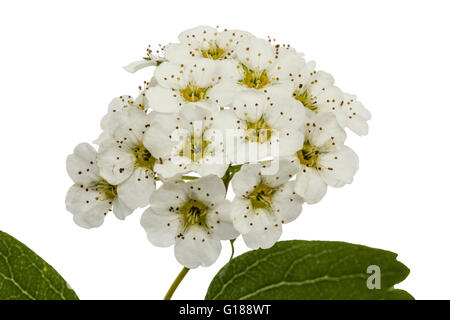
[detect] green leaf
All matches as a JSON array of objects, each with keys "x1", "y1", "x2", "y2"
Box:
[
  {"x1": 206, "y1": 240, "x2": 413, "y2": 300},
  {"x1": 0, "y1": 231, "x2": 79, "y2": 300}
]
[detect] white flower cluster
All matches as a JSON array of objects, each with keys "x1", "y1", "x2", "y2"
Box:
[{"x1": 66, "y1": 26, "x2": 370, "y2": 269}]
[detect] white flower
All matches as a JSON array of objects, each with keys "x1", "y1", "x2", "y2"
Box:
[
  {"x1": 146, "y1": 59, "x2": 233, "y2": 113},
  {"x1": 285, "y1": 113, "x2": 359, "y2": 204},
  {"x1": 141, "y1": 175, "x2": 238, "y2": 268},
  {"x1": 94, "y1": 91, "x2": 154, "y2": 146},
  {"x1": 142, "y1": 104, "x2": 228, "y2": 178},
  {"x1": 212, "y1": 37, "x2": 305, "y2": 102},
  {"x1": 65, "y1": 26, "x2": 370, "y2": 261},
  {"x1": 124, "y1": 59, "x2": 159, "y2": 74},
  {"x1": 96, "y1": 108, "x2": 156, "y2": 209},
  {"x1": 65, "y1": 143, "x2": 134, "y2": 228},
  {"x1": 217, "y1": 90, "x2": 305, "y2": 162},
  {"x1": 290, "y1": 61, "x2": 346, "y2": 122},
  {"x1": 165, "y1": 26, "x2": 251, "y2": 62},
  {"x1": 339, "y1": 92, "x2": 371, "y2": 136},
  {"x1": 290, "y1": 62, "x2": 371, "y2": 136},
  {"x1": 164, "y1": 26, "x2": 252, "y2": 76},
  {"x1": 123, "y1": 45, "x2": 166, "y2": 73},
  {"x1": 230, "y1": 160, "x2": 304, "y2": 249}
]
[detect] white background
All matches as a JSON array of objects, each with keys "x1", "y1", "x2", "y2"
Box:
[{"x1": 1, "y1": 0, "x2": 449, "y2": 300}]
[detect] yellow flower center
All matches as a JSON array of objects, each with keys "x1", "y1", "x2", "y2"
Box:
[
  {"x1": 293, "y1": 89, "x2": 318, "y2": 113},
  {"x1": 179, "y1": 134, "x2": 211, "y2": 162},
  {"x1": 180, "y1": 83, "x2": 209, "y2": 102},
  {"x1": 239, "y1": 64, "x2": 271, "y2": 89},
  {"x1": 201, "y1": 43, "x2": 226, "y2": 60},
  {"x1": 249, "y1": 183, "x2": 275, "y2": 210},
  {"x1": 95, "y1": 180, "x2": 117, "y2": 201},
  {"x1": 297, "y1": 140, "x2": 320, "y2": 168},
  {"x1": 133, "y1": 145, "x2": 156, "y2": 170},
  {"x1": 245, "y1": 118, "x2": 272, "y2": 143},
  {"x1": 180, "y1": 199, "x2": 209, "y2": 229}
]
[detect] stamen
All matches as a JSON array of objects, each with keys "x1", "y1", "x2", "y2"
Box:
[
  {"x1": 248, "y1": 183, "x2": 275, "y2": 210},
  {"x1": 297, "y1": 140, "x2": 320, "y2": 168},
  {"x1": 239, "y1": 64, "x2": 271, "y2": 89},
  {"x1": 180, "y1": 199, "x2": 209, "y2": 230},
  {"x1": 179, "y1": 134, "x2": 211, "y2": 162},
  {"x1": 133, "y1": 145, "x2": 156, "y2": 170},
  {"x1": 201, "y1": 43, "x2": 226, "y2": 60},
  {"x1": 245, "y1": 118, "x2": 272, "y2": 143},
  {"x1": 95, "y1": 180, "x2": 117, "y2": 200},
  {"x1": 180, "y1": 83, "x2": 209, "y2": 102},
  {"x1": 293, "y1": 89, "x2": 318, "y2": 113}
]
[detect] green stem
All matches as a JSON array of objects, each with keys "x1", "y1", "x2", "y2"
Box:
[
  {"x1": 229, "y1": 239, "x2": 236, "y2": 261},
  {"x1": 164, "y1": 267, "x2": 190, "y2": 300},
  {"x1": 181, "y1": 176, "x2": 199, "y2": 180}
]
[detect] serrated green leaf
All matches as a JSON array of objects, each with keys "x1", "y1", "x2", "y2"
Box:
[
  {"x1": 206, "y1": 240, "x2": 413, "y2": 300},
  {"x1": 0, "y1": 231, "x2": 79, "y2": 300}
]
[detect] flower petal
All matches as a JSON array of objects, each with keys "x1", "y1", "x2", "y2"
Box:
[
  {"x1": 292, "y1": 60, "x2": 316, "y2": 91},
  {"x1": 184, "y1": 60, "x2": 217, "y2": 88},
  {"x1": 97, "y1": 145, "x2": 135, "y2": 185},
  {"x1": 134, "y1": 90, "x2": 151, "y2": 111},
  {"x1": 106, "y1": 95, "x2": 134, "y2": 116},
  {"x1": 306, "y1": 112, "x2": 347, "y2": 148},
  {"x1": 294, "y1": 166, "x2": 328, "y2": 204},
  {"x1": 174, "y1": 226, "x2": 222, "y2": 268},
  {"x1": 117, "y1": 168, "x2": 155, "y2": 209},
  {"x1": 123, "y1": 60, "x2": 155, "y2": 73},
  {"x1": 187, "y1": 175, "x2": 226, "y2": 204},
  {"x1": 232, "y1": 91, "x2": 267, "y2": 123},
  {"x1": 231, "y1": 163, "x2": 261, "y2": 196},
  {"x1": 215, "y1": 29, "x2": 253, "y2": 52},
  {"x1": 341, "y1": 93, "x2": 371, "y2": 136},
  {"x1": 268, "y1": 51, "x2": 305, "y2": 81},
  {"x1": 242, "y1": 212, "x2": 282, "y2": 249},
  {"x1": 164, "y1": 43, "x2": 195, "y2": 63},
  {"x1": 141, "y1": 207, "x2": 180, "y2": 247},
  {"x1": 308, "y1": 71, "x2": 335, "y2": 94},
  {"x1": 154, "y1": 161, "x2": 190, "y2": 179},
  {"x1": 209, "y1": 112, "x2": 239, "y2": 139},
  {"x1": 319, "y1": 145, "x2": 359, "y2": 187},
  {"x1": 263, "y1": 95, "x2": 305, "y2": 156},
  {"x1": 112, "y1": 197, "x2": 133, "y2": 220},
  {"x1": 104, "y1": 107, "x2": 151, "y2": 146},
  {"x1": 179, "y1": 103, "x2": 214, "y2": 129},
  {"x1": 207, "y1": 200, "x2": 239, "y2": 240},
  {"x1": 263, "y1": 81, "x2": 296, "y2": 99},
  {"x1": 276, "y1": 129, "x2": 304, "y2": 157},
  {"x1": 147, "y1": 85, "x2": 183, "y2": 113},
  {"x1": 207, "y1": 80, "x2": 239, "y2": 108},
  {"x1": 149, "y1": 181, "x2": 188, "y2": 214},
  {"x1": 215, "y1": 59, "x2": 242, "y2": 80},
  {"x1": 99, "y1": 95, "x2": 134, "y2": 132},
  {"x1": 264, "y1": 94, "x2": 305, "y2": 130},
  {"x1": 272, "y1": 181, "x2": 303, "y2": 223},
  {"x1": 313, "y1": 85, "x2": 346, "y2": 122},
  {"x1": 231, "y1": 198, "x2": 254, "y2": 234},
  {"x1": 154, "y1": 62, "x2": 185, "y2": 89},
  {"x1": 65, "y1": 185, "x2": 110, "y2": 228},
  {"x1": 66, "y1": 143, "x2": 101, "y2": 185},
  {"x1": 143, "y1": 112, "x2": 179, "y2": 158},
  {"x1": 190, "y1": 160, "x2": 229, "y2": 178},
  {"x1": 262, "y1": 159, "x2": 298, "y2": 187},
  {"x1": 236, "y1": 37, "x2": 274, "y2": 71},
  {"x1": 178, "y1": 26, "x2": 218, "y2": 47}
]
